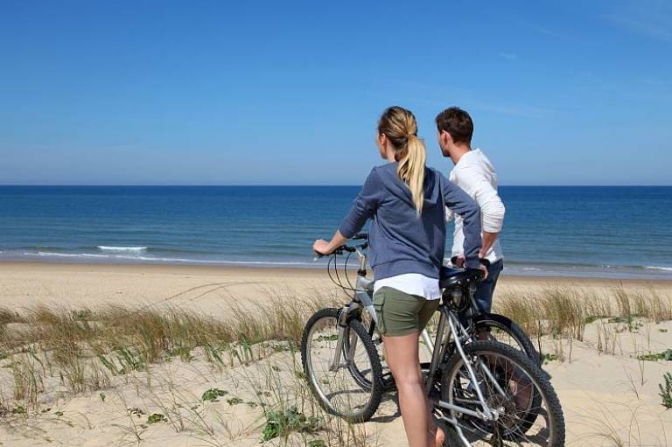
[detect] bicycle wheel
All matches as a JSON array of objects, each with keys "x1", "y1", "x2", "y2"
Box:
[
  {"x1": 353, "y1": 309, "x2": 441, "y2": 393},
  {"x1": 472, "y1": 313, "x2": 542, "y2": 367},
  {"x1": 300, "y1": 308, "x2": 384, "y2": 423},
  {"x1": 344, "y1": 311, "x2": 396, "y2": 391},
  {"x1": 440, "y1": 424, "x2": 464, "y2": 447},
  {"x1": 440, "y1": 340, "x2": 564, "y2": 447}
]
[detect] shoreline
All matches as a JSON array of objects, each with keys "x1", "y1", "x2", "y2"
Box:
[{"x1": 1, "y1": 260, "x2": 671, "y2": 284}]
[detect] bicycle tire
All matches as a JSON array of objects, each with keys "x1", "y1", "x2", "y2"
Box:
[
  {"x1": 300, "y1": 308, "x2": 384, "y2": 423},
  {"x1": 345, "y1": 316, "x2": 396, "y2": 391},
  {"x1": 440, "y1": 340, "x2": 565, "y2": 447},
  {"x1": 473, "y1": 313, "x2": 542, "y2": 367}
]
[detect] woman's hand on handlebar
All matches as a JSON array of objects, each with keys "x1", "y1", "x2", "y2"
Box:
[
  {"x1": 312, "y1": 239, "x2": 333, "y2": 256},
  {"x1": 313, "y1": 230, "x2": 349, "y2": 257}
]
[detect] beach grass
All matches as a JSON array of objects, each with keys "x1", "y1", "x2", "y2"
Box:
[{"x1": 1, "y1": 283, "x2": 671, "y2": 445}]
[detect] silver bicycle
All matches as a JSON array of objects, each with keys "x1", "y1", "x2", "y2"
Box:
[{"x1": 301, "y1": 235, "x2": 565, "y2": 446}]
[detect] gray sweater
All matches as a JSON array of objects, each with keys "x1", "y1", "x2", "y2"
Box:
[{"x1": 339, "y1": 163, "x2": 482, "y2": 281}]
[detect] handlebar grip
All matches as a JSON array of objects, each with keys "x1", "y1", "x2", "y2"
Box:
[
  {"x1": 450, "y1": 256, "x2": 491, "y2": 268},
  {"x1": 466, "y1": 267, "x2": 487, "y2": 282}
]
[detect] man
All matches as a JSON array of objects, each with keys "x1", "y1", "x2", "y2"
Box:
[{"x1": 436, "y1": 107, "x2": 505, "y2": 314}]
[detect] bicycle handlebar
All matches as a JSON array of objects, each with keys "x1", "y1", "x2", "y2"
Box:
[{"x1": 450, "y1": 256, "x2": 491, "y2": 268}]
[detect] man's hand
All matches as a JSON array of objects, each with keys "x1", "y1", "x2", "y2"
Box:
[
  {"x1": 479, "y1": 263, "x2": 489, "y2": 281},
  {"x1": 452, "y1": 255, "x2": 465, "y2": 268}
]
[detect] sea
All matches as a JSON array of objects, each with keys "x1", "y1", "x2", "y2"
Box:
[{"x1": 0, "y1": 186, "x2": 671, "y2": 280}]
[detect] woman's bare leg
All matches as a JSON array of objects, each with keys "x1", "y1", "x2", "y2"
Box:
[{"x1": 383, "y1": 332, "x2": 444, "y2": 447}]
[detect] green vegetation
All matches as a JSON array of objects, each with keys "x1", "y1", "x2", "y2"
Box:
[
  {"x1": 262, "y1": 406, "x2": 322, "y2": 442},
  {"x1": 201, "y1": 388, "x2": 228, "y2": 402},
  {"x1": 637, "y1": 349, "x2": 672, "y2": 362},
  {"x1": 660, "y1": 372, "x2": 672, "y2": 409}
]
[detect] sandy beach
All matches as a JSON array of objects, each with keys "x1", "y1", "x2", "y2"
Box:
[{"x1": 1, "y1": 262, "x2": 671, "y2": 446}]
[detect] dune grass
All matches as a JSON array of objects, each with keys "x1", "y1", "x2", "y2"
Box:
[
  {"x1": 0, "y1": 294, "x2": 336, "y2": 410},
  {"x1": 1, "y1": 284, "x2": 671, "y2": 445},
  {"x1": 495, "y1": 285, "x2": 672, "y2": 341}
]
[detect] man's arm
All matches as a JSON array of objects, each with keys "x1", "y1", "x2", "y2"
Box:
[
  {"x1": 480, "y1": 231, "x2": 499, "y2": 258},
  {"x1": 440, "y1": 177, "x2": 482, "y2": 269},
  {"x1": 457, "y1": 166, "x2": 505, "y2": 257}
]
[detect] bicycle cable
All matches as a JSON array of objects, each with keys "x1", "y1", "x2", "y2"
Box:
[
  {"x1": 343, "y1": 250, "x2": 356, "y2": 291},
  {"x1": 325, "y1": 249, "x2": 359, "y2": 293}
]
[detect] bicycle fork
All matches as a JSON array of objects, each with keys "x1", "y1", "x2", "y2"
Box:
[
  {"x1": 327, "y1": 283, "x2": 376, "y2": 372},
  {"x1": 328, "y1": 304, "x2": 359, "y2": 372}
]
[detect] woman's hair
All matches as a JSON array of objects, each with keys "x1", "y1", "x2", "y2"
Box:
[{"x1": 378, "y1": 106, "x2": 426, "y2": 214}]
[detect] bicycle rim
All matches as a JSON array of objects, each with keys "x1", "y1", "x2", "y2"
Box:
[
  {"x1": 345, "y1": 312, "x2": 395, "y2": 391},
  {"x1": 473, "y1": 313, "x2": 542, "y2": 367},
  {"x1": 441, "y1": 340, "x2": 565, "y2": 447},
  {"x1": 300, "y1": 308, "x2": 383, "y2": 423}
]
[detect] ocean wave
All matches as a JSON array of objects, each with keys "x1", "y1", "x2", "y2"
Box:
[
  {"x1": 645, "y1": 266, "x2": 672, "y2": 272},
  {"x1": 97, "y1": 246, "x2": 147, "y2": 253},
  {"x1": 31, "y1": 251, "x2": 317, "y2": 267}
]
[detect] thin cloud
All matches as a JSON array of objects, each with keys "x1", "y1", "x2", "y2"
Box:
[
  {"x1": 379, "y1": 79, "x2": 558, "y2": 119},
  {"x1": 603, "y1": 0, "x2": 672, "y2": 43},
  {"x1": 497, "y1": 52, "x2": 518, "y2": 60}
]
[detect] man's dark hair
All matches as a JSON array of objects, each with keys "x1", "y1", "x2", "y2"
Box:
[{"x1": 435, "y1": 107, "x2": 473, "y2": 145}]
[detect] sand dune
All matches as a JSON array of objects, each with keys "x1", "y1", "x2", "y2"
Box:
[{"x1": 1, "y1": 263, "x2": 671, "y2": 446}]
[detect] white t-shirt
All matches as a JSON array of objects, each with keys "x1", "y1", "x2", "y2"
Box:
[
  {"x1": 447, "y1": 149, "x2": 505, "y2": 264},
  {"x1": 374, "y1": 273, "x2": 442, "y2": 300}
]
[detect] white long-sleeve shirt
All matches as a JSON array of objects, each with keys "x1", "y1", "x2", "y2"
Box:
[{"x1": 447, "y1": 149, "x2": 505, "y2": 264}]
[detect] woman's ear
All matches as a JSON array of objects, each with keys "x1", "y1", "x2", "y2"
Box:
[
  {"x1": 377, "y1": 133, "x2": 386, "y2": 147},
  {"x1": 376, "y1": 133, "x2": 387, "y2": 158}
]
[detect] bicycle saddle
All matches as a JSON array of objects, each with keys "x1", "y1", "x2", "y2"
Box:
[{"x1": 439, "y1": 266, "x2": 484, "y2": 289}]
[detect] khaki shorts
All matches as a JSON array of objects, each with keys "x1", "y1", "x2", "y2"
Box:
[{"x1": 373, "y1": 287, "x2": 440, "y2": 337}]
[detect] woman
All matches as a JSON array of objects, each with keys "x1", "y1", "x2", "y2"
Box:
[{"x1": 313, "y1": 106, "x2": 484, "y2": 447}]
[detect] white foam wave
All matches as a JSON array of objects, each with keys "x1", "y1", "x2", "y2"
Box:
[
  {"x1": 97, "y1": 246, "x2": 147, "y2": 253},
  {"x1": 645, "y1": 266, "x2": 672, "y2": 272},
  {"x1": 33, "y1": 251, "x2": 316, "y2": 266}
]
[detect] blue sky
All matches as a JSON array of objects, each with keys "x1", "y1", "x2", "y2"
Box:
[{"x1": 1, "y1": 0, "x2": 670, "y2": 185}]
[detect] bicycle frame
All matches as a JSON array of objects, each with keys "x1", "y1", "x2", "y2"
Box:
[
  {"x1": 328, "y1": 246, "x2": 376, "y2": 372},
  {"x1": 328, "y1": 244, "x2": 436, "y2": 371},
  {"x1": 426, "y1": 305, "x2": 504, "y2": 422},
  {"x1": 325, "y1": 242, "x2": 503, "y2": 425}
]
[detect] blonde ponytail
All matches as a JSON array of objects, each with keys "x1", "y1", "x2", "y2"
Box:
[
  {"x1": 378, "y1": 106, "x2": 427, "y2": 215},
  {"x1": 397, "y1": 134, "x2": 426, "y2": 215}
]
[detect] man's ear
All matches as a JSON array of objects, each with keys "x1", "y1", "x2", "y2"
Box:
[{"x1": 439, "y1": 130, "x2": 451, "y2": 146}]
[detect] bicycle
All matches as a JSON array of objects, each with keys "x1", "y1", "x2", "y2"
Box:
[
  {"x1": 301, "y1": 235, "x2": 565, "y2": 446},
  {"x1": 300, "y1": 233, "x2": 383, "y2": 423},
  {"x1": 424, "y1": 270, "x2": 564, "y2": 446},
  {"x1": 302, "y1": 233, "x2": 540, "y2": 391}
]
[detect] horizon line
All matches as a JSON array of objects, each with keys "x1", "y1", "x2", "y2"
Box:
[{"x1": 1, "y1": 184, "x2": 671, "y2": 188}]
